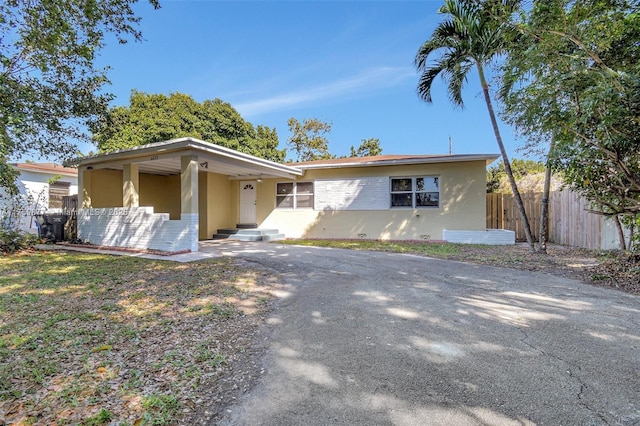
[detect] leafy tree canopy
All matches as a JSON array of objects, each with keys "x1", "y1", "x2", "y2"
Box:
[
  {"x1": 487, "y1": 158, "x2": 545, "y2": 192},
  {"x1": 92, "y1": 91, "x2": 286, "y2": 162},
  {"x1": 0, "y1": 0, "x2": 160, "y2": 191},
  {"x1": 500, "y1": 0, "x2": 640, "y2": 219},
  {"x1": 349, "y1": 138, "x2": 383, "y2": 157},
  {"x1": 287, "y1": 118, "x2": 334, "y2": 162}
]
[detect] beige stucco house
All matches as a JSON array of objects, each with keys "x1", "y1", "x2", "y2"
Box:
[{"x1": 68, "y1": 137, "x2": 512, "y2": 253}]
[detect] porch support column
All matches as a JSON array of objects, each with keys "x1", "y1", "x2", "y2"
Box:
[
  {"x1": 181, "y1": 155, "x2": 199, "y2": 252},
  {"x1": 181, "y1": 155, "x2": 199, "y2": 214},
  {"x1": 123, "y1": 163, "x2": 139, "y2": 208}
]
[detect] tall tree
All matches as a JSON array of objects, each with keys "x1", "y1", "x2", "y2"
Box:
[
  {"x1": 287, "y1": 118, "x2": 334, "y2": 162},
  {"x1": 500, "y1": 0, "x2": 640, "y2": 250},
  {"x1": 0, "y1": 0, "x2": 160, "y2": 191},
  {"x1": 415, "y1": 0, "x2": 536, "y2": 251},
  {"x1": 350, "y1": 138, "x2": 383, "y2": 157},
  {"x1": 92, "y1": 91, "x2": 286, "y2": 162}
]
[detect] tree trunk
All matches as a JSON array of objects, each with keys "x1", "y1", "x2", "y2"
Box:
[
  {"x1": 538, "y1": 140, "x2": 555, "y2": 254},
  {"x1": 614, "y1": 215, "x2": 627, "y2": 251},
  {"x1": 477, "y1": 64, "x2": 536, "y2": 252}
]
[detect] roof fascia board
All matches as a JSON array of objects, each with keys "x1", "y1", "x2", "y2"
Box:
[
  {"x1": 78, "y1": 149, "x2": 198, "y2": 171},
  {"x1": 227, "y1": 171, "x2": 299, "y2": 180},
  {"x1": 184, "y1": 139, "x2": 302, "y2": 176},
  {"x1": 199, "y1": 153, "x2": 301, "y2": 178},
  {"x1": 296, "y1": 155, "x2": 499, "y2": 170},
  {"x1": 69, "y1": 139, "x2": 193, "y2": 167},
  {"x1": 71, "y1": 137, "x2": 303, "y2": 177}
]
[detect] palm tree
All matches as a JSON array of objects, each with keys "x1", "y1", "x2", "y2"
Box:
[{"x1": 415, "y1": 0, "x2": 536, "y2": 252}]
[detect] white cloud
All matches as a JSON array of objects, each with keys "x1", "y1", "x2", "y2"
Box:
[{"x1": 235, "y1": 66, "x2": 415, "y2": 116}]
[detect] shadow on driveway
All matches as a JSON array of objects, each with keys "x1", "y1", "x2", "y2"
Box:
[{"x1": 205, "y1": 242, "x2": 640, "y2": 426}]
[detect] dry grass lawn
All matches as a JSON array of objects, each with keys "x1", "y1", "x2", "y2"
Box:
[
  {"x1": 1, "y1": 240, "x2": 637, "y2": 425},
  {"x1": 0, "y1": 251, "x2": 278, "y2": 425}
]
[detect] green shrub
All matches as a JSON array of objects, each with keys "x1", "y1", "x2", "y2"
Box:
[{"x1": 0, "y1": 230, "x2": 40, "y2": 253}]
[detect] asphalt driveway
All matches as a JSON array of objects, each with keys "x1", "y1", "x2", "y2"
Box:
[{"x1": 202, "y1": 241, "x2": 640, "y2": 426}]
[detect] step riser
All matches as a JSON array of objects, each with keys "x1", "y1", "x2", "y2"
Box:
[
  {"x1": 228, "y1": 235, "x2": 263, "y2": 242},
  {"x1": 213, "y1": 228, "x2": 284, "y2": 241},
  {"x1": 236, "y1": 223, "x2": 257, "y2": 229}
]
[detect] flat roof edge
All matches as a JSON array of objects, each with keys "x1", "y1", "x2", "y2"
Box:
[{"x1": 295, "y1": 154, "x2": 500, "y2": 170}]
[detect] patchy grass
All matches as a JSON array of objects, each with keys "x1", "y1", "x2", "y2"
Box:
[
  {"x1": 280, "y1": 239, "x2": 465, "y2": 258},
  {"x1": 0, "y1": 251, "x2": 277, "y2": 425},
  {"x1": 282, "y1": 239, "x2": 639, "y2": 295}
]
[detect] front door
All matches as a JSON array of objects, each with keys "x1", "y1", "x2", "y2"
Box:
[{"x1": 239, "y1": 181, "x2": 257, "y2": 225}]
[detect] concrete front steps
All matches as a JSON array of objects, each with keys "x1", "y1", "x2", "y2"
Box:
[{"x1": 213, "y1": 228, "x2": 285, "y2": 242}]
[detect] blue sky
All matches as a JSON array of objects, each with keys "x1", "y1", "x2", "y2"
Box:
[{"x1": 91, "y1": 0, "x2": 526, "y2": 161}]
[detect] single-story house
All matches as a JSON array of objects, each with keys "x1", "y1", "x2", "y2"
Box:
[
  {"x1": 0, "y1": 163, "x2": 78, "y2": 233},
  {"x1": 67, "y1": 137, "x2": 513, "y2": 252}
]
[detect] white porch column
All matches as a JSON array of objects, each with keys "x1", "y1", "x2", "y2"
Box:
[
  {"x1": 123, "y1": 163, "x2": 139, "y2": 208},
  {"x1": 181, "y1": 155, "x2": 199, "y2": 252}
]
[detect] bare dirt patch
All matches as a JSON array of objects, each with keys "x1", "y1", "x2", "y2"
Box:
[{"x1": 441, "y1": 243, "x2": 639, "y2": 295}]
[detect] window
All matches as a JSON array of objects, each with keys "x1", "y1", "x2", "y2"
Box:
[
  {"x1": 390, "y1": 176, "x2": 439, "y2": 208},
  {"x1": 49, "y1": 181, "x2": 70, "y2": 209},
  {"x1": 276, "y1": 181, "x2": 314, "y2": 209}
]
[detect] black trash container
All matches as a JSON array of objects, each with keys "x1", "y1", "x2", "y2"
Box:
[{"x1": 40, "y1": 214, "x2": 69, "y2": 241}]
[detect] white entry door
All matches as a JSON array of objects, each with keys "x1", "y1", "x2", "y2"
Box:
[{"x1": 239, "y1": 181, "x2": 257, "y2": 225}]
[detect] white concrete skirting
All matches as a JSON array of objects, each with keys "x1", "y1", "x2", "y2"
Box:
[
  {"x1": 78, "y1": 207, "x2": 198, "y2": 252},
  {"x1": 443, "y1": 229, "x2": 515, "y2": 245}
]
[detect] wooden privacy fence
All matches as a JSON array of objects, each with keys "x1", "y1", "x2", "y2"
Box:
[
  {"x1": 487, "y1": 190, "x2": 605, "y2": 249},
  {"x1": 548, "y1": 189, "x2": 603, "y2": 249},
  {"x1": 486, "y1": 192, "x2": 543, "y2": 242}
]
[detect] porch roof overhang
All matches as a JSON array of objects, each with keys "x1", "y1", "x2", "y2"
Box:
[{"x1": 66, "y1": 137, "x2": 303, "y2": 179}]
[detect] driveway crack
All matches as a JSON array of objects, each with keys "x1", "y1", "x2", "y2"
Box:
[{"x1": 517, "y1": 327, "x2": 613, "y2": 425}]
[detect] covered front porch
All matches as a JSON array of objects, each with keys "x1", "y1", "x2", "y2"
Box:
[{"x1": 71, "y1": 138, "x2": 302, "y2": 252}]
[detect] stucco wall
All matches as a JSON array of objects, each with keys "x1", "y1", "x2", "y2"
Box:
[
  {"x1": 139, "y1": 173, "x2": 181, "y2": 219},
  {"x1": 257, "y1": 161, "x2": 487, "y2": 240},
  {"x1": 80, "y1": 160, "x2": 488, "y2": 243},
  {"x1": 230, "y1": 180, "x2": 240, "y2": 226},
  {"x1": 198, "y1": 172, "x2": 232, "y2": 239},
  {"x1": 86, "y1": 170, "x2": 181, "y2": 219},
  {"x1": 88, "y1": 169, "x2": 123, "y2": 208}
]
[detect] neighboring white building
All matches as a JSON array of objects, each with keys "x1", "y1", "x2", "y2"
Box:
[{"x1": 0, "y1": 163, "x2": 78, "y2": 234}]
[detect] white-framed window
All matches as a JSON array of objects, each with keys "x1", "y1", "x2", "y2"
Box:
[
  {"x1": 276, "y1": 181, "x2": 314, "y2": 209},
  {"x1": 390, "y1": 176, "x2": 439, "y2": 208}
]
